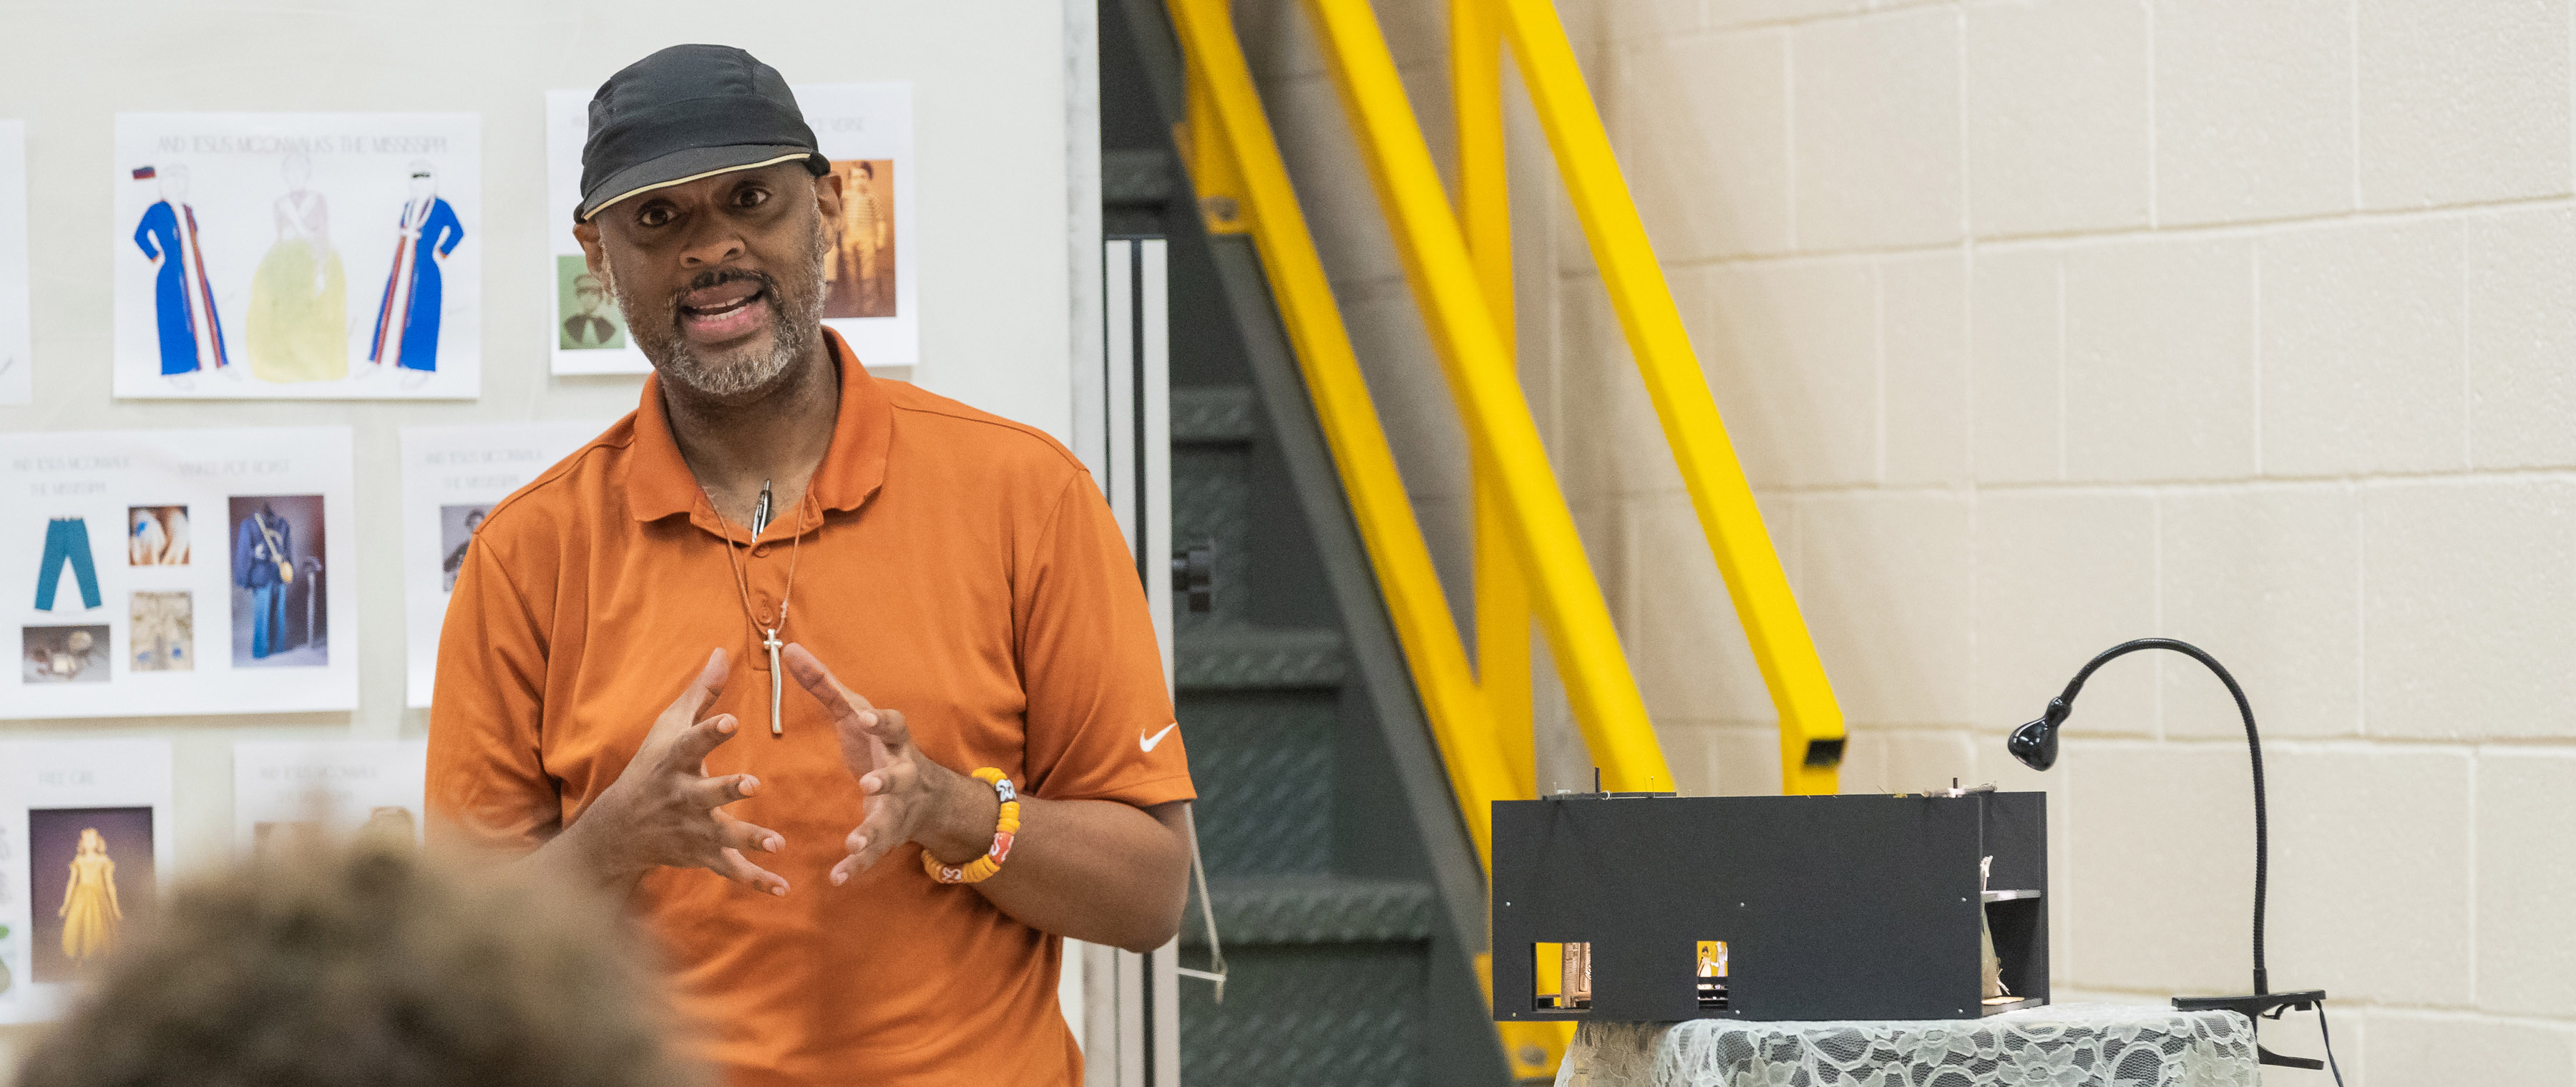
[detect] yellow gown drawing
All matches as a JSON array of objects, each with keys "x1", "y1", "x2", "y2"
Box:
[
  {"x1": 247, "y1": 170, "x2": 348, "y2": 384},
  {"x1": 58, "y1": 827, "x2": 123, "y2": 964}
]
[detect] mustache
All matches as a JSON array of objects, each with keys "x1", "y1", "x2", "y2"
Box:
[{"x1": 673, "y1": 267, "x2": 779, "y2": 308}]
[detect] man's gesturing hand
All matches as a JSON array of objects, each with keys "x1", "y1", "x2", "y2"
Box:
[
  {"x1": 575, "y1": 648, "x2": 790, "y2": 896},
  {"x1": 782, "y1": 643, "x2": 999, "y2": 888}
]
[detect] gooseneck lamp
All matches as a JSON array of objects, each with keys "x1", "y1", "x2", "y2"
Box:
[{"x1": 2011, "y1": 638, "x2": 2338, "y2": 1077}]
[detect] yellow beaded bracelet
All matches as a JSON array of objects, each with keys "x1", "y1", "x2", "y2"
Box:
[{"x1": 924, "y1": 768, "x2": 1020, "y2": 884}]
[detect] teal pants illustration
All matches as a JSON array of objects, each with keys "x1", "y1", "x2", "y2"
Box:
[
  {"x1": 35, "y1": 518, "x2": 101, "y2": 611},
  {"x1": 248, "y1": 582, "x2": 288, "y2": 658}
]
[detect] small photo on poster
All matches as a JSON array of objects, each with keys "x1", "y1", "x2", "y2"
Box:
[
  {"x1": 20, "y1": 625, "x2": 108, "y2": 684},
  {"x1": 127, "y1": 591, "x2": 191, "y2": 672},
  {"x1": 31, "y1": 517, "x2": 104, "y2": 615},
  {"x1": 26, "y1": 806, "x2": 152, "y2": 985},
  {"x1": 822, "y1": 159, "x2": 894, "y2": 319},
  {"x1": 228, "y1": 495, "x2": 327, "y2": 668},
  {"x1": 125, "y1": 506, "x2": 190, "y2": 566},
  {"x1": 555, "y1": 255, "x2": 625, "y2": 351},
  {"x1": 437, "y1": 504, "x2": 487, "y2": 594}
]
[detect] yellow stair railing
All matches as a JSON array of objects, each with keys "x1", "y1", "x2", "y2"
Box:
[{"x1": 1167, "y1": 0, "x2": 1849, "y2": 1076}]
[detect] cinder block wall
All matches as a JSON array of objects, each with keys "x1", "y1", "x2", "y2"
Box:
[{"x1": 1246, "y1": 0, "x2": 2576, "y2": 1081}]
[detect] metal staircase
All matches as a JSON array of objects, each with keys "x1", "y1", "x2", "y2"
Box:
[
  {"x1": 1106, "y1": 6, "x2": 1509, "y2": 1083},
  {"x1": 1105, "y1": 0, "x2": 1857, "y2": 1079}
]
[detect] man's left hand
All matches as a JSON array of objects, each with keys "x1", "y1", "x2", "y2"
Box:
[{"x1": 782, "y1": 643, "x2": 1001, "y2": 887}]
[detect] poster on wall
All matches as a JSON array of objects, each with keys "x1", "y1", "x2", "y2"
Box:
[
  {"x1": 112, "y1": 112, "x2": 480, "y2": 400},
  {"x1": 0, "y1": 120, "x2": 28, "y2": 406},
  {"x1": 2, "y1": 426, "x2": 358, "y2": 718},
  {"x1": 233, "y1": 740, "x2": 429, "y2": 855},
  {"x1": 399, "y1": 421, "x2": 602, "y2": 706},
  {"x1": 544, "y1": 84, "x2": 913, "y2": 378},
  {"x1": 0, "y1": 739, "x2": 175, "y2": 1024}
]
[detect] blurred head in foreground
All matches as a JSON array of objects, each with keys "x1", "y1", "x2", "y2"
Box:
[{"x1": 17, "y1": 839, "x2": 703, "y2": 1087}]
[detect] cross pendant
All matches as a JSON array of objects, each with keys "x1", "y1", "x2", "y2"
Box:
[{"x1": 763, "y1": 628, "x2": 785, "y2": 736}]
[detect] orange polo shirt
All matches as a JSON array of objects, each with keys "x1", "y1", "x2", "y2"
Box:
[{"x1": 426, "y1": 330, "x2": 1191, "y2": 1086}]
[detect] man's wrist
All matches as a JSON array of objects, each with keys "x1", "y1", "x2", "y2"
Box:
[{"x1": 922, "y1": 764, "x2": 1003, "y2": 865}]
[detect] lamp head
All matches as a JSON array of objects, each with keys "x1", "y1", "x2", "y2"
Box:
[{"x1": 2009, "y1": 698, "x2": 2072, "y2": 771}]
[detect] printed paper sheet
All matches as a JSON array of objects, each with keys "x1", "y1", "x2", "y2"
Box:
[
  {"x1": 0, "y1": 739, "x2": 175, "y2": 1023},
  {"x1": 399, "y1": 421, "x2": 605, "y2": 707},
  {"x1": 112, "y1": 112, "x2": 481, "y2": 400},
  {"x1": 4, "y1": 426, "x2": 358, "y2": 718},
  {"x1": 544, "y1": 84, "x2": 913, "y2": 379},
  {"x1": 0, "y1": 121, "x2": 26, "y2": 406},
  {"x1": 232, "y1": 740, "x2": 429, "y2": 854}
]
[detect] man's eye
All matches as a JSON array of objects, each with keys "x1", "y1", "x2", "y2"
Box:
[
  {"x1": 638, "y1": 207, "x2": 673, "y2": 228},
  {"x1": 736, "y1": 188, "x2": 769, "y2": 208}
]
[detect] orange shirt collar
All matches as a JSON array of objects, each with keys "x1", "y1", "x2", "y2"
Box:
[{"x1": 623, "y1": 326, "x2": 891, "y2": 526}]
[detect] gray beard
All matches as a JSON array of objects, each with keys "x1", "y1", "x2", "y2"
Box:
[{"x1": 609, "y1": 221, "x2": 831, "y2": 400}]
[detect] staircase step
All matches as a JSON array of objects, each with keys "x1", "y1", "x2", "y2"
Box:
[
  {"x1": 1175, "y1": 624, "x2": 1347, "y2": 691},
  {"x1": 1186, "y1": 874, "x2": 1438, "y2": 946},
  {"x1": 1103, "y1": 147, "x2": 1179, "y2": 207},
  {"x1": 1172, "y1": 386, "x2": 1255, "y2": 444}
]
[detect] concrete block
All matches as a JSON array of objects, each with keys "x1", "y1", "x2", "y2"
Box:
[
  {"x1": 1238, "y1": 0, "x2": 1451, "y2": 79},
  {"x1": 2258, "y1": 220, "x2": 2465, "y2": 476},
  {"x1": 1709, "y1": 724, "x2": 1788, "y2": 796},
  {"x1": 1558, "y1": 282, "x2": 1688, "y2": 497},
  {"x1": 2358, "y1": 0, "x2": 2572, "y2": 208},
  {"x1": 2152, "y1": 0, "x2": 2356, "y2": 225},
  {"x1": 2367, "y1": 1008, "x2": 2576, "y2": 1087},
  {"x1": 2363, "y1": 477, "x2": 2576, "y2": 739},
  {"x1": 2063, "y1": 238, "x2": 2256, "y2": 481},
  {"x1": 2159, "y1": 484, "x2": 2363, "y2": 740},
  {"x1": 1876, "y1": 729, "x2": 1981, "y2": 795},
  {"x1": 1798, "y1": 493, "x2": 1976, "y2": 728},
  {"x1": 1966, "y1": 0, "x2": 2151, "y2": 236},
  {"x1": 1970, "y1": 248, "x2": 2062, "y2": 484},
  {"x1": 1792, "y1": 8, "x2": 1963, "y2": 250},
  {"x1": 2064, "y1": 741, "x2": 2255, "y2": 995},
  {"x1": 1604, "y1": 0, "x2": 1704, "y2": 44},
  {"x1": 2468, "y1": 208, "x2": 2576, "y2": 469},
  {"x1": 1882, "y1": 252, "x2": 1971, "y2": 487},
  {"x1": 1974, "y1": 491, "x2": 2160, "y2": 737},
  {"x1": 1344, "y1": 288, "x2": 1471, "y2": 502},
  {"x1": 1698, "y1": 259, "x2": 1881, "y2": 488},
  {"x1": 1707, "y1": 0, "x2": 1864, "y2": 31},
  {"x1": 1267, "y1": 73, "x2": 1406, "y2": 288},
  {"x1": 2477, "y1": 751, "x2": 2576, "y2": 1016},
  {"x1": 1611, "y1": 31, "x2": 1795, "y2": 260},
  {"x1": 2264, "y1": 748, "x2": 2474, "y2": 1007},
  {"x1": 1630, "y1": 492, "x2": 1782, "y2": 725}
]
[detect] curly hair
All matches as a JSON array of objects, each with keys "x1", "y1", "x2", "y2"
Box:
[{"x1": 16, "y1": 842, "x2": 706, "y2": 1087}]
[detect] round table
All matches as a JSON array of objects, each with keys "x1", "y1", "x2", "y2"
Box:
[{"x1": 1551, "y1": 1003, "x2": 2258, "y2": 1087}]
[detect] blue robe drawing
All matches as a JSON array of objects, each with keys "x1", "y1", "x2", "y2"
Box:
[
  {"x1": 369, "y1": 197, "x2": 463, "y2": 372},
  {"x1": 135, "y1": 200, "x2": 230, "y2": 375}
]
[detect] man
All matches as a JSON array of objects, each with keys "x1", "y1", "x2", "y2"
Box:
[
  {"x1": 17, "y1": 840, "x2": 704, "y2": 1087},
  {"x1": 440, "y1": 507, "x2": 484, "y2": 592},
  {"x1": 429, "y1": 44, "x2": 1193, "y2": 1087},
  {"x1": 562, "y1": 273, "x2": 624, "y2": 348}
]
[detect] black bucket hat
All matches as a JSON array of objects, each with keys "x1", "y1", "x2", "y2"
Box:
[{"x1": 577, "y1": 44, "x2": 830, "y2": 222}]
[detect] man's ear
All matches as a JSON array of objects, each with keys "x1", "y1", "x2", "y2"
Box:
[
  {"x1": 572, "y1": 220, "x2": 607, "y2": 278},
  {"x1": 813, "y1": 167, "x2": 847, "y2": 224}
]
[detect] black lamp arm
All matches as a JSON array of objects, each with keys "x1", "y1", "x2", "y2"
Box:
[{"x1": 2049, "y1": 638, "x2": 2273, "y2": 998}]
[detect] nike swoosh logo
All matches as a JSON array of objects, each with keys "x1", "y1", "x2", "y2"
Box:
[{"x1": 1140, "y1": 723, "x2": 1179, "y2": 752}]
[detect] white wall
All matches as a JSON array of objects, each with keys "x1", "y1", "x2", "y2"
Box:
[
  {"x1": 0, "y1": 0, "x2": 1075, "y2": 1071},
  {"x1": 1250, "y1": 0, "x2": 2576, "y2": 1081}
]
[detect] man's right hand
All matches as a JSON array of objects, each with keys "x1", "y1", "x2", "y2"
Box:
[{"x1": 566, "y1": 648, "x2": 789, "y2": 896}]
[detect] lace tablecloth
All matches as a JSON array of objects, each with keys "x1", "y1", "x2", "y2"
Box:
[{"x1": 1551, "y1": 1003, "x2": 2257, "y2": 1087}]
